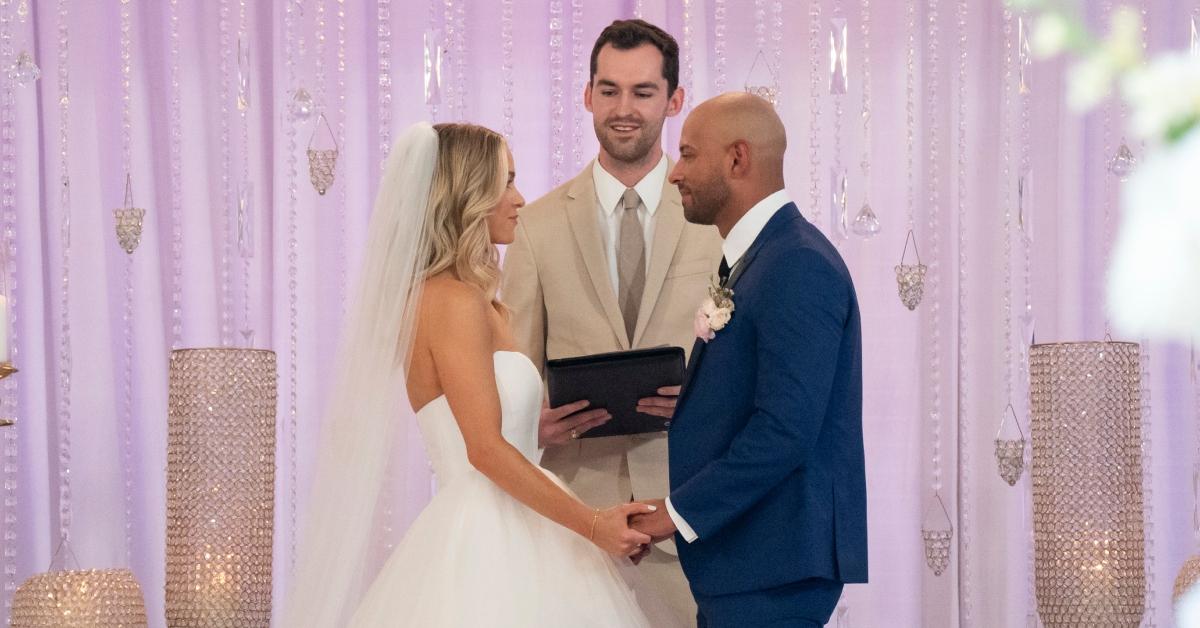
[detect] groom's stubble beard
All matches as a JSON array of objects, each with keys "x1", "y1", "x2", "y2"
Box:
[
  {"x1": 680, "y1": 175, "x2": 730, "y2": 226},
  {"x1": 594, "y1": 113, "x2": 666, "y2": 166}
]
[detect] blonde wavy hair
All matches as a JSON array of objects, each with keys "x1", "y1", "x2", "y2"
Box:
[{"x1": 421, "y1": 122, "x2": 509, "y2": 303}]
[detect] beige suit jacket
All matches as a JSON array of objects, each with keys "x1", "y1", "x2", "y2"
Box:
[{"x1": 500, "y1": 162, "x2": 723, "y2": 556}]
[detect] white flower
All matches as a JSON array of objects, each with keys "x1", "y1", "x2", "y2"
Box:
[
  {"x1": 1107, "y1": 127, "x2": 1200, "y2": 345},
  {"x1": 1120, "y1": 52, "x2": 1200, "y2": 142},
  {"x1": 708, "y1": 307, "x2": 732, "y2": 331},
  {"x1": 1068, "y1": 55, "x2": 1116, "y2": 111}
]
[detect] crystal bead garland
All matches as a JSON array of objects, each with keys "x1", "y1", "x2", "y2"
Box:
[
  {"x1": 1138, "y1": 8, "x2": 1158, "y2": 624},
  {"x1": 681, "y1": 0, "x2": 694, "y2": 112},
  {"x1": 807, "y1": 0, "x2": 822, "y2": 227},
  {"x1": 117, "y1": 0, "x2": 137, "y2": 568},
  {"x1": 548, "y1": 0, "x2": 564, "y2": 186},
  {"x1": 954, "y1": 0, "x2": 973, "y2": 618},
  {"x1": 570, "y1": 0, "x2": 584, "y2": 171},
  {"x1": 169, "y1": 0, "x2": 183, "y2": 348},
  {"x1": 55, "y1": 0, "x2": 74, "y2": 556},
  {"x1": 336, "y1": 0, "x2": 346, "y2": 318},
  {"x1": 851, "y1": 0, "x2": 879, "y2": 239},
  {"x1": 218, "y1": 0, "x2": 233, "y2": 348},
  {"x1": 453, "y1": 0, "x2": 466, "y2": 122},
  {"x1": 377, "y1": 0, "x2": 391, "y2": 163},
  {"x1": 0, "y1": 0, "x2": 20, "y2": 613},
  {"x1": 897, "y1": 0, "x2": 924, "y2": 310},
  {"x1": 770, "y1": 0, "x2": 782, "y2": 99},
  {"x1": 284, "y1": 0, "x2": 301, "y2": 574},
  {"x1": 306, "y1": 4, "x2": 336, "y2": 199},
  {"x1": 920, "y1": 0, "x2": 949, "y2": 578},
  {"x1": 713, "y1": 0, "x2": 727, "y2": 94},
  {"x1": 500, "y1": 0, "x2": 514, "y2": 139},
  {"x1": 827, "y1": 0, "x2": 847, "y2": 242},
  {"x1": 238, "y1": 0, "x2": 253, "y2": 347}
]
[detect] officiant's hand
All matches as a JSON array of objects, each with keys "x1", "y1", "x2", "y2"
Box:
[
  {"x1": 539, "y1": 399, "x2": 611, "y2": 448},
  {"x1": 591, "y1": 503, "x2": 656, "y2": 557},
  {"x1": 629, "y1": 498, "x2": 676, "y2": 543},
  {"x1": 636, "y1": 386, "x2": 681, "y2": 419}
]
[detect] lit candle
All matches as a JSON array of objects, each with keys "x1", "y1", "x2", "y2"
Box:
[{"x1": 0, "y1": 293, "x2": 8, "y2": 363}]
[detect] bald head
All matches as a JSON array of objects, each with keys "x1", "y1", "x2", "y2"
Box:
[{"x1": 670, "y1": 92, "x2": 789, "y2": 235}]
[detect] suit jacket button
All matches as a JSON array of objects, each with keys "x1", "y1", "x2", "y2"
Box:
[{"x1": 663, "y1": 421, "x2": 671, "y2": 428}]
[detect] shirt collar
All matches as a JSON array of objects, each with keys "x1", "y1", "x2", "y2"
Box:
[
  {"x1": 721, "y1": 189, "x2": 792, "y2": 266},
  {"x1": 593, "y1": 155, "x2": 668, "y2": 217}
]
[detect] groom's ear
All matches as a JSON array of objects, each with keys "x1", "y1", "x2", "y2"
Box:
[
  {"x1": 583, "y1": 82, "x2": 594, "y2": 113},
  {"x1": 665, "y1": 86, "x2": 685, "y2": 118}
]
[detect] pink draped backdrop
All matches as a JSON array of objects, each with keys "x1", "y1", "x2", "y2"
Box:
[{"x1": 1, "y1": 0, "x2": 1198, "y2": 626}]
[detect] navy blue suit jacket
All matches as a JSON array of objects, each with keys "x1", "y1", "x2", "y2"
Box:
[{"x1": 668, "y1": 203, "x2": 868, "y2": 597}]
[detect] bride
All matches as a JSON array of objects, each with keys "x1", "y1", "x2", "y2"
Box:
[{"x1": 283, "y1": 122, "x2": 679, "y2": 627}]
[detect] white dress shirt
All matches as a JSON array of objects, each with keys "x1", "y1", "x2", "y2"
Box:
[
  {"x1": 593, "y1": 156, "x2": 669, "y2": 294},
  {"x1": 665, "y1": 188, "x2": 793, "y2": 544}
]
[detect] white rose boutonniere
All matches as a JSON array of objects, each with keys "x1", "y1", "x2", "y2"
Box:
[{"x1": 694, "y1": 278, "x2": 735, "y2": 344}]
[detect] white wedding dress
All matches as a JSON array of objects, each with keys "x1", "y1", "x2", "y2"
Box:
[{"x1": 348, "y1": 351, "x2": 680, "y2": 627}]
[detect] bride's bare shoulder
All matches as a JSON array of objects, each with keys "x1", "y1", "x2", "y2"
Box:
[{"x1": 420, "y1": 274, "x2": 490, "y2": 326}]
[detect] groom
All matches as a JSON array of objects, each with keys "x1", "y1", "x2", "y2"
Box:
[{"x1": 631, "y1": 93, "x2": 868, "y2": 627}]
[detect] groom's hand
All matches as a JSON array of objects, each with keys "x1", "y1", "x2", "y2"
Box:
[
  {"x1": 629, "y1": 498, "x2": 676, "y2": 542},
  {"x1": 538, "y1": 398, "x2": 611, "y2": 448},
  {"x1": 636, "y1": 386, "x2": 682, "y2": 419}
]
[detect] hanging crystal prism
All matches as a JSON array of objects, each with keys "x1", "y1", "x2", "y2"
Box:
[
  {"x1": 1017, "y1": 168, "x2": 1033, "y2": 243},
  {"x1": 829, "y1": 17, "x2": 849, "y2": 95},
  {"x1": 852, "y1": 202, "x2": 881, "y2": 238},
  {"x1": 237, "y1": 35, "x2": 251, "y2": 111},
  {"x1": 830, "y1": 167, "x2": 849, "y2": 240},
  {"x1": 921, "y1": 493, "x2": 953, "y2": 576},
  {"x1": 240, "y1": 329, "x2": 255, "y2": 348},
  {"x1": 424, "y1": 30, "x2": 444, "y2": 105},
  {"x1": 238, "y1": 181, "x2": 255, "y2": 258},
  {"x1": 1107, "y1": 141, "x2": 1136, "y2": 180},
  {"x1": 743, "y1": 50, "x2": 779, "y2": 106},
  {"x1": 1020, "y1": 302, "x2": 1036, "y2": 350},
  {"x1": 290, "y1": 87, "x2": 315, "y2": 122},
  {"x1": 10, "y1": 50, "x2": 40, "y2": 86},
  {"x1": 1018, "y1": 16, "x2": 1033, "y2": 95},
  {"x1": 995, "y1": 403, "x2": 1027, "y2": 486},
  {"x1": 1191, "y1": 16, "x2": 1198, "y2": 58}
]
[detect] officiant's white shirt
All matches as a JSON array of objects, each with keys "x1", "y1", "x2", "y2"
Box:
[{"x1": 666, "y1": 189, "x2": 793, "y2": 543}]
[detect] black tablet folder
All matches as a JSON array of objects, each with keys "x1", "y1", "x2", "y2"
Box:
[{"x1": 546, "y1": 346, "x2": 686, "y2": 439}]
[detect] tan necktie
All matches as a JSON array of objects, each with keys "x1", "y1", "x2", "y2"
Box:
[{"x1": 617, "y1": 187, "x2": 646, "y2": 343}]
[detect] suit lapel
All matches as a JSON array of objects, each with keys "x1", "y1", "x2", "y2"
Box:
[
  {"x1": 676, "y1": 205, "x2": 799, "y2": 407},
  {"x1": 564, "y1": 166, "x2": 630, "y2": 349},
  {"x1": 631, "y1": 168, "x2": 685, "y2": 348}
]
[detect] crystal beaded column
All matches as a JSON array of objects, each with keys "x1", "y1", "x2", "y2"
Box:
[{"x1": 164, "y1": 349, "x2": 276, "y2": 627}]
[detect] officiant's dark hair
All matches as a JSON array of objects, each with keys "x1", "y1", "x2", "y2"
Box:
[{"x1": 590, "y1": 19, "x2": 680, "y2": 95}]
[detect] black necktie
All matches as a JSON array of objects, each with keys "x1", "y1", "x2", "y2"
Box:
[{"x1": 718, "y1": 257, "x2": 731, "y2": 285}]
